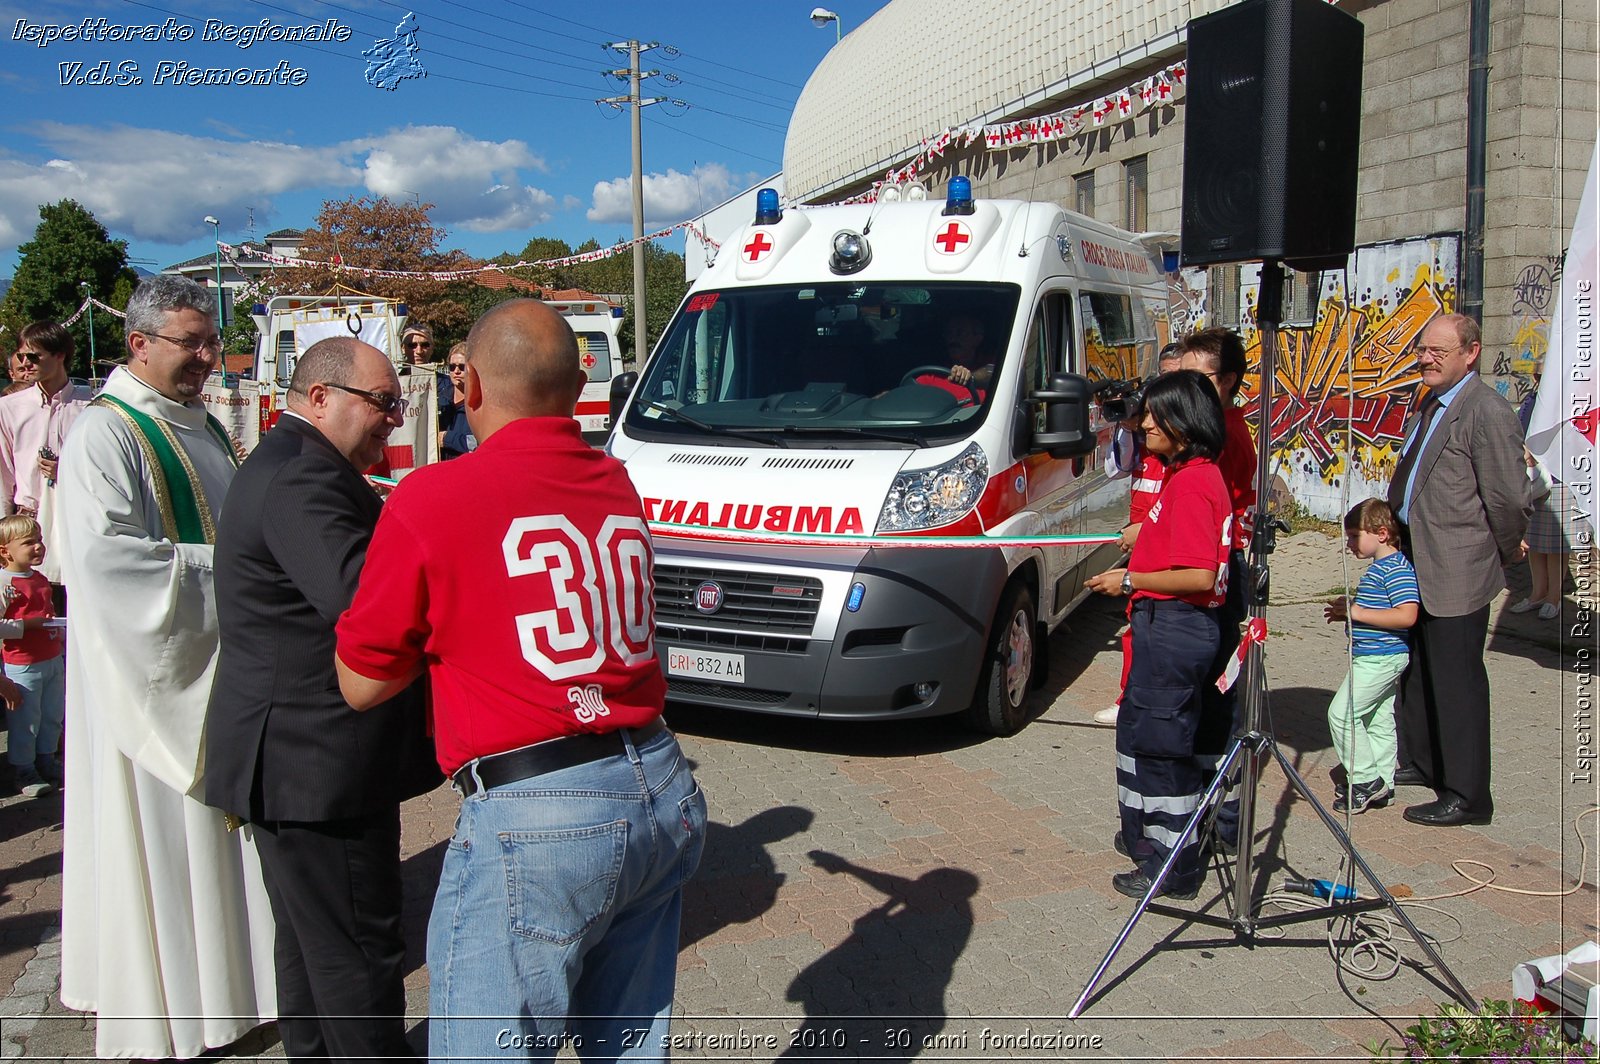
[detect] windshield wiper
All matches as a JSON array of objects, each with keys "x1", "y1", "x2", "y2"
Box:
[
  {"x1": 633, "y1": 399, "x2": 787, "y2": 448},
  {"x1": 760, "y1": 424, "x2": 927, "y2": 447}
]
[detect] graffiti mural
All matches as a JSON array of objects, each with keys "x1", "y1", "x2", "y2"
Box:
[
  {"x1": 1501, "y1": 254, "x2": 1562, "y2": 403},
  {"x1": 1191, "y1": 234, "x2": 1461, "y2": 519}
]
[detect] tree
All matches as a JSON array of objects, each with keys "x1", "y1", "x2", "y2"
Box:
[
  {"x1": 276, "y1": 197, "x2": 482, "y2": 343},
  {"x1": 0, "y1": 200, "x2": 137, "y2": 374}
]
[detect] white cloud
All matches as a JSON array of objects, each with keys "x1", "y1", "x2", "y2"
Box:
[
  {"x1": 355, "y1": 125, "x2": 556, "y2": 231},
  {"x1": 0, "y1": 123, "x2": 562, "y2": 261},
  {"x1": 0, "y1": 122, "x2": 357, "y2": 255},
  {"x1": 587, "y1": 162, "x2": 758, "y2": 225}
]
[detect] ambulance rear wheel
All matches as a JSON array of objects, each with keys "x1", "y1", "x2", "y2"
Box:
[{"x1": 966, "y1": 582, "x2": 1036, "y2": 736}]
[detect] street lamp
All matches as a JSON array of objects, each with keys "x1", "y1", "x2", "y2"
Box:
[
  {"x1": 810, "y1": 7, "x2": 841, "y2": 41},
  {"x1": 78, "y1": 281, "x2": 95, "y2": 372},
  {"x1": 204, "y1": 215, "x2": 224, "y2": 329}
]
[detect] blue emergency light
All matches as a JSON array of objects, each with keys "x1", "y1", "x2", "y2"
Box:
[
  {"x1": 943, "y1": 176, "x2": 975, "y2": 216},
  {"x1": 754, "y1": 188, "x2": 782, "y2": 225}
]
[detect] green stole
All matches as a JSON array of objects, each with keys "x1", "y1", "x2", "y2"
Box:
[{"x1": 91, "y1": 394, "x2": 240, "y2": 545}]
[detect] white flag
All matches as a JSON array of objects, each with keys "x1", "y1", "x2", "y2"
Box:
[{"x1": 1527, "y1": 142, "x2": 1598, "y2": 519}]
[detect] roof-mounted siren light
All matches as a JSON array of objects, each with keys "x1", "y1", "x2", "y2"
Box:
[
  {"x1": 1134, "y1": 232, "x2": 1181, "y2": 274},
  {"x1": 250, "y1": 303, "x2": 270, "y2": 335},
  {"x1": 905, "y1": 183, "x2": 928, "y2": 201},
  {"x1": 943, "y1": 175, "x2": 975, "y2": 216},
  {"x1": 754, "y1": 188, "x2": 782, "y2": 225},
  {"x1": 611, "y1": 305, "x2": 626, "y2": 319},
  {"x1": 879, "y1": 185, "x2": 902, "y2": 202}
]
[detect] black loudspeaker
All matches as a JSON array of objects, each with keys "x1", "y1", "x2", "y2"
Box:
[{"x1": 1181, "y1": 0, "x2": 1365, "y2": 271}]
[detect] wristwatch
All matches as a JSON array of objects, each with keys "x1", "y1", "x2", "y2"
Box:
[{"x1": 1120, "y1": 571, "x2": 1134, "y2": 596}]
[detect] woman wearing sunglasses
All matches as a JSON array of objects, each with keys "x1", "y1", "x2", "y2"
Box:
[
  {"x1": 439, "y1": 343, "x2": 474, "y2": 460},
  {"x1": 1085, "y1": 370, "x2": 1232, "y2": 902}
]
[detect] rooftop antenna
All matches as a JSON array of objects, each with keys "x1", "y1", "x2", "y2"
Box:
[{"x1": 246, "y1": 207, "x2": 257, "y2": 242}]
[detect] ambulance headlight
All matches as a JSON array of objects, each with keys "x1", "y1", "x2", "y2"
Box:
[
  {"x1": 829, "y1": 229, "x2": 872, "y2": 275},
  {"x1": 877, "y1": 443, "x2": 988, "y2": 532}
]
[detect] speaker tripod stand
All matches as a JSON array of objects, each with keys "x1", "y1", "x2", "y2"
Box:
[{"x1": 1068, "y1": 263, "x2": 1477, "y2": 1019}]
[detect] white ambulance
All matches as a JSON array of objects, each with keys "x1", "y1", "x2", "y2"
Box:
[
  {"x1": 542, "y1": 294, "x2": 625, "y2": 444},
  {"x1": 608, "y1": 180, "x2": 1169, "y2": 734},
  {"x1": 240, "y1": 293, "x2": 436, "y2": 472}
]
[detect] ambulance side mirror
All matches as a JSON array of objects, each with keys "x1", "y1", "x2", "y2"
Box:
[
  {"x1": 1030, "y1": 372, "x2": 1096, "y2": 458},
  {"x1": 609, "y1": 371, "x2": 639, "y2": 430}
]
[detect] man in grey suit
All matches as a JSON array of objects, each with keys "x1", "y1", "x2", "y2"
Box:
[
  {"x1": 1387, "y1": 313, "x2": 1531, "y2": 827},
  {"x1": 205, "y1": 337, "x2": 439, "y2": 1060}
]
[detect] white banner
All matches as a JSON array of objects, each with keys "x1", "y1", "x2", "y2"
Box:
[
  {"x1": 199, "y1": 376, "x2": 265, "y2": 454},
  {"x1": 1528, "y1": 142, "x2": 1598, "y2": 520}
]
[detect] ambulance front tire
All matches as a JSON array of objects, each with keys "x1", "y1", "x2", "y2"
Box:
[{"x1": 965, "y1": 581, "x2": 1036, "y2": 736}]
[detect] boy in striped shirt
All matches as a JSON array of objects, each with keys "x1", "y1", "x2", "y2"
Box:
[{"x1": 1323, "y1": 499, "x2": 1419, "y2": 813}]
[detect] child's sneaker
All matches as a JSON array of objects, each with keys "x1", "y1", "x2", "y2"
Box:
[
  {"x1": 35, "y1": 756, "x2": 64, "y2": 785},
  {"x1": 14, "y1": 767, "x2": 52, "y2": 798},
  {"x1": 1333, "y1": 778, "x2": 1392, "y2": 814}
]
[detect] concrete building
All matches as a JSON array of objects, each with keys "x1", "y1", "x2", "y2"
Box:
[
  {"x1": 781, "y1": 0, "x2": 1596, "y2": 515},
  {"x1": 162, "y1": 227, "x2": 306, "y2": 315}
]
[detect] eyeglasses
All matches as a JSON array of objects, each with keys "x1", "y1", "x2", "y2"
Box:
[
  {"x1": 145, "y1": 332, "x2": 223, "y2": 355},
  {"x1": 1415, "y1": 345, "x2": 1460, "y2": 359},
  {"x1": 325, "y1": 383, "x2": 409, "y2": 417},
  {"x1": 404, "y1": 340, "x2": 432, "y2": 349},
  {"x1": 447, "y1": 363, "x2": 467, "y2": 372},
  {"x1": 16, "y1": 350, "x2": 50, "y2": 364}
]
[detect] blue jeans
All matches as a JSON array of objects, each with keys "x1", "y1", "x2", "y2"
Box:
[
  {"x1": 429, "y1": 727, "x2": 706, "y2": 1062},
  {"x1": 5, "y1": 656, "x2": 64, "y2": 767}
]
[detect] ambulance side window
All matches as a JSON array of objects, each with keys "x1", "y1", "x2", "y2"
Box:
[
  {"x1": 1080, "y1": 291, "x2": 1138, "y2": 384},
  {"x1": 1025, "y1": 292, "x2": 1075, "y2": 431}
]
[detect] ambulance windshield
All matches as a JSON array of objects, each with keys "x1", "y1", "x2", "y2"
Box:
[{"x1": 624, "y1": 283, "x2": 1020, "y2": 446}]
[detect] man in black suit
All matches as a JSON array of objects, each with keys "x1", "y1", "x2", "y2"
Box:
[{"x1": 205, "y1": 336, "x2": 440, "y2": 1061}]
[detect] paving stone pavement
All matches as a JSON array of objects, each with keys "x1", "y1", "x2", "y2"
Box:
[{"x1": 2, "y1": 531, "x2": 1596, "y2": 1062}]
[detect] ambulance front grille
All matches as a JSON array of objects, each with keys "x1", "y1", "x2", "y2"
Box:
[
  {"x1": 653, "y1": 565, "x2": 823, "y2": 635},
  {"x1": 657, "y1": 624, "x2": 808, "y2": 655},
  {"x1": 666, "y1": 679, "x2": 790, "y2": 704}
]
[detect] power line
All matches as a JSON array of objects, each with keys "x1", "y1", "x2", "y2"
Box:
[
  {"x1": 645, "y1": 111, "x2": 781, "y2": 167},
  {"x1": 663, "y1": 45, "x2": 804, "y2": 92}
]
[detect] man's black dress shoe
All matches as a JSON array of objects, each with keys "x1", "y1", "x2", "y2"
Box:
[
  {"x1": 1402, "y1": 796, "x2": 1492, "y2": 827},
  {"x1": 1392, "y1": 766, "x2": 1429, "y2": 787}
]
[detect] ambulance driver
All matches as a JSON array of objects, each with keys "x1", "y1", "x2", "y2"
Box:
[{"x1": 1085, "y1": 370, "x2": 1231, "y2": 901}]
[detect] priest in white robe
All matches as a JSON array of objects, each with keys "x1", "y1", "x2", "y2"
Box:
[{"x1": 57, "y1": 275, "x2": 277, "y2": 1059}]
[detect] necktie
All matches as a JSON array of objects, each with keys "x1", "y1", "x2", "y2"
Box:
[{"x1": 1392, "y1": 396, "x2": 1439, "y2": 516}]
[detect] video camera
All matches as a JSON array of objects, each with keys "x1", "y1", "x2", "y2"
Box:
[{"x1": 1094, "y1": 378, "x2": 1146, "y2": 424}]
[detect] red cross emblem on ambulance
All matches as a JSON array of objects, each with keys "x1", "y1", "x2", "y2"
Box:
[
  {"x1": 743, "y1": 231, "x2": 774, "y2": 262},
  {"x1": 934, "y1": 222, "x2": 971, "y2": 255},
  {"x1": 581, "y1": 350, "x2": 597, "y2": 369}
]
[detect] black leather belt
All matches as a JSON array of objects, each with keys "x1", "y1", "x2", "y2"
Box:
[{"x1": 452, "y1": 717, "x2": 667, "y2": 797}]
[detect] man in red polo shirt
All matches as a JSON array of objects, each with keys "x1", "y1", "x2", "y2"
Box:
[{"x1": 335, "y1": 298, "x2": 706, "y2": 1060}]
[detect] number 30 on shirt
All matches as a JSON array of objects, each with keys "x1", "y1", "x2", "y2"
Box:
[{"x1": 501, "y1": 514, "x2": 655, "y2": 680}]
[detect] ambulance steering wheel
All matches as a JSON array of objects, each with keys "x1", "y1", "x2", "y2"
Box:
[{"x1": 900, "y1": 364, "x2": 981, "y2": 404}]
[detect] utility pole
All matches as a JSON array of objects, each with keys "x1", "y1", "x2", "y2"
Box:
[{"x1": 602, "y1": 40, "x2": 662, "y2": 367}]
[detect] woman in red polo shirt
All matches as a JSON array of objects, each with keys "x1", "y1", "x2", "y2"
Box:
[{"x1": 1086, "y1": 370, "x2": 1231, "y2": 901}]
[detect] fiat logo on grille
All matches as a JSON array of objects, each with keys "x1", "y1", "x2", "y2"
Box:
[{"x1": 694, "y1": 580, "x2": 725, "y2": 614}]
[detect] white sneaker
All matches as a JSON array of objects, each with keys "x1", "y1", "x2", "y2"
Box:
[
  {"x1": 14, "y1": 767, "x2": 51, "y2": 798},
  {"x1": 1509, "y1": 597, "x2": 1538, "y2": 613},
  {"x1": 1093, "y1": 704, "x2": 1120, "y2": 725},
  {"x1": 1538, "y1": 601, "x2": 1561, "y2": 620}
]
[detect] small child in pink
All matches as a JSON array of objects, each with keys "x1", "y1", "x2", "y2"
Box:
[{"x1": 1, "y1": 514, "x2": 64, "y2": 798}]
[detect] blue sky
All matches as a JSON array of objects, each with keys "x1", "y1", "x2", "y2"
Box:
[{"x1": 0, "y1": 0, "x2": 889, "y2": 275}]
